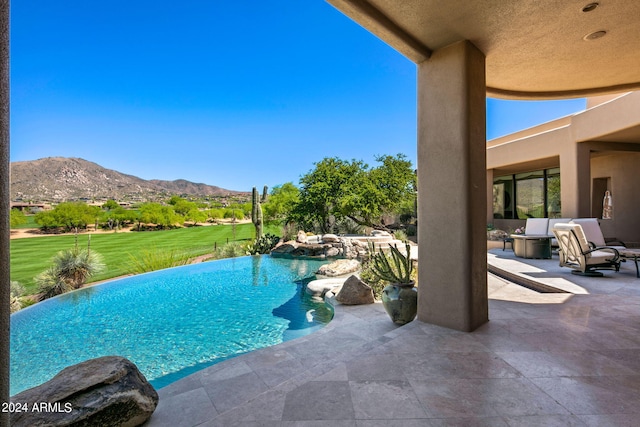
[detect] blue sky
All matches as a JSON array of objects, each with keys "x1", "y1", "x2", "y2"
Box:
[{"x1": 11, "y1": 1, "x2": 586, "y2": 192}]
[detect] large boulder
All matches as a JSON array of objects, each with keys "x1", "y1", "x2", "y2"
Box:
[
  {"x1": 306, "y1": 278, "x2": 347, "y2": 300},
  {"x1": 296, "y1": 230, "x2": 308, "y2": 243},
  {"x1": 335, "y1": 275, "x2": 375, "y2": 305},
  {"x1": 321, "y1": 233, "x2": 340, "y2": 243},
  {"x1": 316, "y1": 259, "x2": 360, "y2": 277},
  {"x1": 11, "y1": 356, "x2": 158, "y2": 427}
]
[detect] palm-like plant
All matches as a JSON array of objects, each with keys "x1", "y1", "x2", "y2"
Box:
[
  {"x1": 36, "y1": 244, "x2": 105, "y2": 301},
  {"x1": 54, "y1": 247, "x2": 105, "y2": 288},
  {"x1": 36, "y1": 265, "x2": 75, "y2": 301}
]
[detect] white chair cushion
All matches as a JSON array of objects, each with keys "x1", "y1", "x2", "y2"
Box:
[
  {"x1": 570, "y1": 218, "x2": 605, "y2": 246},
  {"x1": 587, "y1": 249, "x2": 619, "y2": 265},
  {"x1": 525, "y1": 218, "x2": 549, "y2": 235}
]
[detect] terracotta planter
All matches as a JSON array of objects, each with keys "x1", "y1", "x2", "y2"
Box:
[{"x1": 381, "y1": 281, "x2": 417, "y2": 325}]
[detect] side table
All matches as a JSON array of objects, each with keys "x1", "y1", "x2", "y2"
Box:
[{"x1": 511, "y1": 234, "x2": 552, "y2": 259}]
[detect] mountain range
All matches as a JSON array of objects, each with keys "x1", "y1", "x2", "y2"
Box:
[{"x1": 10, "y1": 157, "x2": 247, "y2": 203}]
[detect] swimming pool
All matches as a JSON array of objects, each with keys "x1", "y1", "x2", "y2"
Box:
[{"x1": 10, "y1": 255, "x2": 333, "y2": 395}]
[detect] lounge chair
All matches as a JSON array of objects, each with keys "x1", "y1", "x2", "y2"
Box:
[
  {"x1": 569, "y1": 218, "x2": 626, "y2": 250},
  {"x1": 552, "y1": 223, "x2": 621, "y2": 276}
]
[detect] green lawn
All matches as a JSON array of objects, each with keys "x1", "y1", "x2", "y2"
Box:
[{"x1": 11, "y1": 223, "x2": 280, "y2": 295}]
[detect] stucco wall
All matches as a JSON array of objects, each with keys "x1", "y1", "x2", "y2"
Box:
[{"x1": 591, "y1": 152, "x2": 640, "y2": 245}]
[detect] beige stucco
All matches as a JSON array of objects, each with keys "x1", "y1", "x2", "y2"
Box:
[
  {"x1": 328, "y1": 0, "x2": 640, "y2": 99},
  {"x1": 417, "y1": 41, "x2": 488, "y2": 331},
  {"x1": 488, "y1": 92, "x2": 640, "y2": 245}
]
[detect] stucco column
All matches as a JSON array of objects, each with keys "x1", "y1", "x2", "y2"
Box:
[
  {"x1": 0, "y1": 0, "x2": 9, "y2": 420},
  {"x1": 559, "y1": 142, "x2": 590, "y2": 218},
  {"x1": 417, "y1": 40, "x2": 488, "y2": 332},
  {"x1": 486, "y1": 169, "x2": 494, "y2": 225}
]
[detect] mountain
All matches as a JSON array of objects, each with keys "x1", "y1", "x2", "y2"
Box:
[{"x1": 10, "y1": 157, "x2": 247, "y2": 202}]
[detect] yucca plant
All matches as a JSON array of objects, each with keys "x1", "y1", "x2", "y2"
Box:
[
  {"x1": 35, "y1": 265, "x2": 76, "y2": 301},
  {"x1": 35, "y1": 240, "x2": 105, "y2": 301},
  {"x1": 368, "y1": 241, "x2": 414, "y2": 285}
]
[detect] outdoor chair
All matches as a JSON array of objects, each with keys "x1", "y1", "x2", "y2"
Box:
[
  {"x1": 570, "y1": 218, "x2": 626, "y2": 250},
  {"x1": 552, "y1": 223, "x2": 621, "y2": 276},
  {"x1": 547, "y1": 218, "x2": 572, "y2": 248}
]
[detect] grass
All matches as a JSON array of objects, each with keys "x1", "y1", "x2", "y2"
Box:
[
  {"x1": 12, "y1": 215, "x2": 38, "y2": 229},
  {"x1": 11, "y1": 223, "x2": 280, "y2": 295}
]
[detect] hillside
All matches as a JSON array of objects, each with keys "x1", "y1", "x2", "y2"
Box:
[{"x1": 10, "y1": 157, "x2": 246, "y2": 202}]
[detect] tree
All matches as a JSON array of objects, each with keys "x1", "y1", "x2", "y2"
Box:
[
  {"x1": 341, "y1": 154, "x2": 416, "y2": 228},
  {"x1": 101, "y1": 205, "x2": 137, "y2": 230},
  {"x1": 10, "y1": 208, "x2": 27, "y2": 228},
  {"x1": 290, "y1": 157, "x2": 364, "y2": 233},
  {"x1": 34, "y1": 202, "x2": 101, "y2": 233},
  {"x1": 138, "y1": 202, "x2": 182, "y2": 229},
  {"x1": 185, "y1": 207, "x2": 207, "y2": 225},
  {"x1": 262, "y1": 182, "x2": 300, "y2": 223},
  {"x1": 102, "y1": 199, "x2": 120, "y2": 210},
  {"x1": 290, "y1": 154, "x2": 415, "y2": 232}
]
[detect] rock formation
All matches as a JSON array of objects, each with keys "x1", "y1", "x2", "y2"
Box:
[{"x1": 11, "y1": 356, "x2": 158, "y2": 427}]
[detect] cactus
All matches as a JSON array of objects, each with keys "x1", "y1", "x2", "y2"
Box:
[
  {"x1": 368, "y1": 241, "x2": 413, "y2": 284},
  {"x1": 261, "y1": 185, "x2": 268, "y2": 203},
  {"x1": 251, "y1": 187, "x2": 264, "y2": 240}
]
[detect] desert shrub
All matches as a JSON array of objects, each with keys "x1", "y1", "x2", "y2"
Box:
[
  {"x1": 10, "y1": 281, "x2": 25, "y2": 313},
  {"x1": 359, "y1": 260, "x2": 387, "y2": 300},
  {"x1": 280, "y1": 222, "x2": 298, "y2": 242},
  {"x1": 393, "y1": 229, "x2": 408, "y2": 242},
  {"x1": 35, "y1": 265, "x2": 75, "y2": 301},
  {"x1": 36, "y1": 246, "x2": 105, "y2": 301},
  {"x1": 127, "y1": 247, "x2": 191, "y2": 274},
  {"x1": 246, "y1": 233, "x2": 280, "y2": 255},
  {"x1": 209, "y1": 241, "x2": 247, "y2": 260}
]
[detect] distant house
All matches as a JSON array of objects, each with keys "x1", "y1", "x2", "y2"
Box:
[{"x1": 10, "y1": 202, "x2": 49, "y2": 212}]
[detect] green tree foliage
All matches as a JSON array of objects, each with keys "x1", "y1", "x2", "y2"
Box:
[
  {"x1": 138, "y1": 202, "x2": 182, "y2": 229},
  {"x1": 185, "y1": 207, "x2": 207, "y2": 225},
  {"x1": 290, "y1": 154, "x2": 415, "y2": 232},
  {"x1": 101, "y1": 204, "x2": 138, "y2": 230},
  {"x1": 262, "y1": 182, "x2": 300, "y2": 223},
  {"x1": 34, "y1": 202, "x2": 101, "y2": 233},
  {"x1": 207, "y1": 208, "x2": 225, "y2": 220},
  {"x1": 102, "y1": 199, "x2": 120, "y2": 210},
  {"x1": 10, "y1": 208, "x2": 27, "y2": 228}
]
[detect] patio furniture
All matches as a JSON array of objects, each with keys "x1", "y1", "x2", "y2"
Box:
[
  {"x1": 511, "y1": 218, "x2": 552, "y2": 259},
  {"x1": 618, "y1": 248, "x2": 640, "y2": 278},
  {"x1": 552, "y1": 223, "x2": 621, "y2": 276},
  {"x1": 502, "y1": 236, "x2": 514, "y2": 251},
  {"x1": 570, "y1": 218, "x2": 626, "y2": 250}
]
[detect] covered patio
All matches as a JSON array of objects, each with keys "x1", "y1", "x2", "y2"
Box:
[{"x1": 1, "y1": 0, "x2": 640, "y2": 421}]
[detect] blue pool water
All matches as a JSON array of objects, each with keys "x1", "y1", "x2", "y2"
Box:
[{"x1": 10, "y1": 256, "x2": 332, "y2": 395}]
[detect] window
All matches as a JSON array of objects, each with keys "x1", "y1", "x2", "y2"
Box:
[{"x1": 493, "y1": 168, "x2": 561, "y2": 219}]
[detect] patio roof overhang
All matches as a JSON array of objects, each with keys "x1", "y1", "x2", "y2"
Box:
[{"x1": 326, "y1": 0, "x2": 640, "y2": 99}]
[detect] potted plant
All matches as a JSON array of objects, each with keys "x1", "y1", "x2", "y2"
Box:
[{"x1": 368, "y1": 242, "x2": 417, "y2": 325}]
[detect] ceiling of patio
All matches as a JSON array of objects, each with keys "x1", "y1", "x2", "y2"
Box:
[{"x1": 327, "y1": 0, "x2": 640, "y2": 99}]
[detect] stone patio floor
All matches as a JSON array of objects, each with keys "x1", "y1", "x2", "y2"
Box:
[{"x1": 145, "y1": 250, "x2": 640, "y2": 426}]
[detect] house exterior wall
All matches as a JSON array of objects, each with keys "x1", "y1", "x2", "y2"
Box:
[
  {"x1": 487, "y1": 92, "x2": 640, "y2": 246},
  {"x1": 591, "y1": 152, "x2": 640, "y2": 245}
]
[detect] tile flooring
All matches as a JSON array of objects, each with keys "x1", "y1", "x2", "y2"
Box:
[{"x1": 146, "y1": 253, "x2": 640, "y2": 426}]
